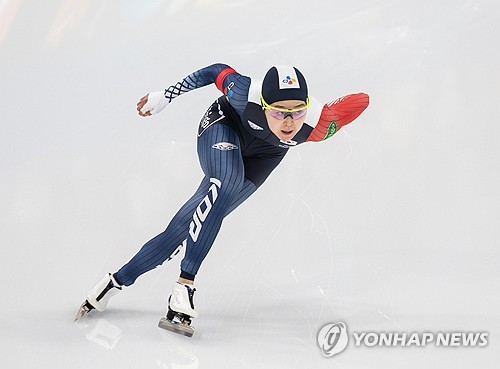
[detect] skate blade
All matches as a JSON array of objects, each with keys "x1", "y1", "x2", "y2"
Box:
[
  {"x1": 74, "y1": 301, "x2": 92, "y2": 322},
  {"x1": 158, "y1": 317, "x2": 194, "y2": 337}
]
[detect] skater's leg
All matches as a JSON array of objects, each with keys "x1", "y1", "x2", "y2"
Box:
[
  {"x1": 179, "y1": 123, "x2": 245, "y2": 278},
  {"x1": 115, "y1": 176, "x2": 257, "y2": 287},
  {"x1": 114, "y1": 177, "x2": 213, "y2": 286},
  {"x1": 114, "y1": 123, "x2": 250, "y2": 286},
  {"x1": 160, "y1": 123, "x2": 245, "y2": 331},
  {"x1": 175, "y1": 179, "x2": 256, "y2": 285}
]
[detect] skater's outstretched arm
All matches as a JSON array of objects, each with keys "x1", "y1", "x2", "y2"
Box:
[{"x1": 136, "y1": 63, "x2": 250, "y2": 117}]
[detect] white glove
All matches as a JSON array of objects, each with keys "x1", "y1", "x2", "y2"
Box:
[{"x1": 140, "y1": 90, "x2": 170, "y2": 115}]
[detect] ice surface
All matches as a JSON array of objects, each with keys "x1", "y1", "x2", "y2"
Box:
[{"x1": 1, "y1": 0, "x2": 499, "y2": 368}]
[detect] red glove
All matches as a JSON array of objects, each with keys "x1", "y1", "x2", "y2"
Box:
[{"x1": 307, "y1": 93, "x2": 369, "y2": 142}]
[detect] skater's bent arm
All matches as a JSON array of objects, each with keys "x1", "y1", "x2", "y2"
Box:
[
  {"x1": 138, "y1": 63, "x2": 247, "y2": 117},
  {"x1": 306, "y1": 93, "x2": 370, "y2": 142}
]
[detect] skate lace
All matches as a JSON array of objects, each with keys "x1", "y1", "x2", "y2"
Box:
[{"x1": 185, "y1": 285, "x2": 196, "y2": 310}]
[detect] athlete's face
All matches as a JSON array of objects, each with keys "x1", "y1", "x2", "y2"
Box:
[{"x1": 264, "y1": 100, "x2": 308, "y2": 141}]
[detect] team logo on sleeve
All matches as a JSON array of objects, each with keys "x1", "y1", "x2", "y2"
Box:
[
  {"x1": 323, "y1": 121, "x2": 338, "y2": 140},
  {"x1": 212, "y1": 142, "x2": 239, "y2": 151},
  {"x1": 224, "y1": 81, "x2": 235, "y2": 100}
]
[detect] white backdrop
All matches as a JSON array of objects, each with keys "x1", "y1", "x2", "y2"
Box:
[{"x1": 1, "y1": 0, "x2": 499, "y2": 368}]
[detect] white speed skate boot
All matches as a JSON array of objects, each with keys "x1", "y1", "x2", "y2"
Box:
[
  {"x1": 75, "y1": 273, "x2": 122, "y2": 321},
  {"x1": 158, "y1": 282, "x2": 199, "y2": 337}
]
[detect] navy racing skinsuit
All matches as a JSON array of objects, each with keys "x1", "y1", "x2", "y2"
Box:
[{"x1": 114, "y1": 63, "x2": 369, "y2": 284}]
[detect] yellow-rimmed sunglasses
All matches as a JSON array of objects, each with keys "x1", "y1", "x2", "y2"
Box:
[{"x1": 260, "y1": 94, "x2": 310, "y2": 120}]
